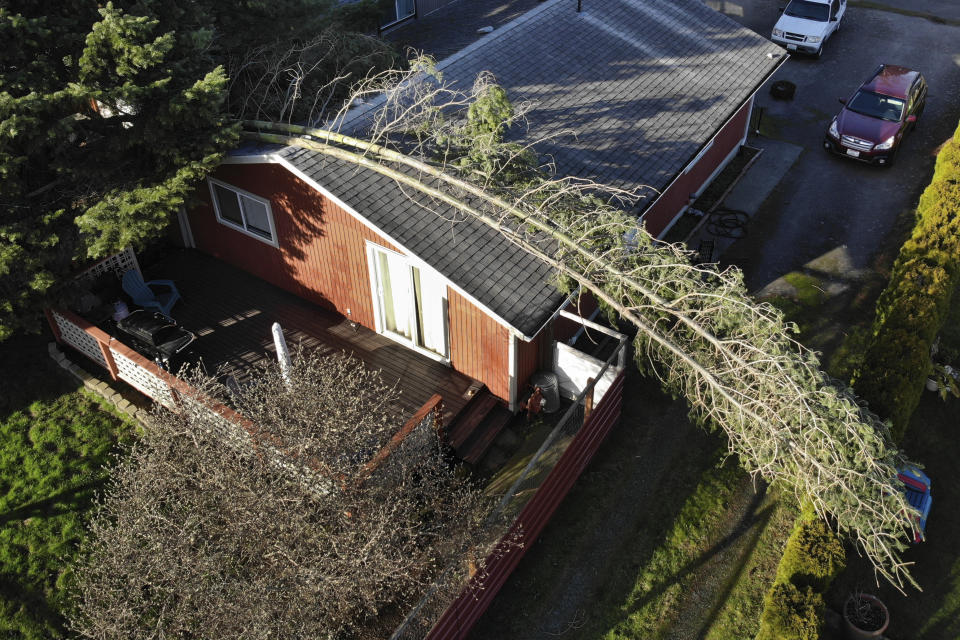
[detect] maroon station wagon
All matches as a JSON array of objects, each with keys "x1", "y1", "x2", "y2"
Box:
[{"x1": 824, "y1": 64, "x2": 927, "y2": 166}]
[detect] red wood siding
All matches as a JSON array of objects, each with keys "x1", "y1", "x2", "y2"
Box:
[
  {"x1": 188, "y1": 162, "x2": 514, "y2": 401},
  {"x1": 188, "y1": 163, "x2": 398, "y2": 329},
  {"x1": 515, "y1": 332, "x2": 544, "y2": 397},
  {"x1": 448, "y1": 289, "x2": 510, "y2": 400},
  {"x1": 427, "y1": 370, "x2": 626, "y2": 639},
  {"x1": 641, "y1": 99, "x2": 752, "y2": 237}
]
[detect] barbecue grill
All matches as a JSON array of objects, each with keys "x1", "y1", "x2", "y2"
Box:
[{"x1": 115, "y1": 310, "x2": 197, "y2": 372}]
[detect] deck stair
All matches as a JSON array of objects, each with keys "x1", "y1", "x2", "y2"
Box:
[{"x1": 446, "y1": 388, "x2": 513, "y2": 465}]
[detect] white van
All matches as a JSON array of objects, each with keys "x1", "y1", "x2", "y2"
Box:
[{"x1": 771, "y1": 0, "x2": 846, "y2": 58}]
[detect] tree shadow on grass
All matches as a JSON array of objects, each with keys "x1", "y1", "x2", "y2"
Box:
[
  {"x1": 693, "y1": 494, "x2": 778, "y2": 639},
  {"x1": 0, "y1": 573, "x2": 65, "y2": 636},
  {"x1": 0, "y1": 477, "x2": 108, "y2": 526},
  {"x1": 919, "y1": 599, "x2": 960, "y2": 640},
  {"x1": 0, "y1": 333, "x2": 77, "y2": 418},
  {"x1": 621, "y1": 488, "x2": 775, "y2": 627}
]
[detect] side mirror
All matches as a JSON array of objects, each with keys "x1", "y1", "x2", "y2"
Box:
[
  {"x1": 831, "y1": 15, "x2": 838, "y2": 21},
  {"x1": 838, "y1": 98, "x2": 847, "y2": 105},
  {"x1": 907, "y1": 114, "x2": 917, "y2": 123}
]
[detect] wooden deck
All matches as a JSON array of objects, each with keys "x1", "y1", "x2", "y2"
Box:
[{"x1": 147, "y1": 250, "x2": 480, "y2": 422}]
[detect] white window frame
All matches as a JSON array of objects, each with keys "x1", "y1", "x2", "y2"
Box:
[
  {"x1": 366, "y1": 242, "x2": 450, "y2": 363},
  {"x1": 207, "y1": 178, "x2": 279, "y2": 247}
]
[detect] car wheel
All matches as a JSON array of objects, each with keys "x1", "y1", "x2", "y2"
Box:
[
  {"x1": 884, "y1": 149, "x2": 898, "y2": 168},
  {"x1": 815, "y1": 45, "x2": 823, "y2": 59}
]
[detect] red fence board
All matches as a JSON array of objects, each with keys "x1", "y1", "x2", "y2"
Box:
[{"x1": 427, "y1": 370, "x2": 625, "y2": 639}]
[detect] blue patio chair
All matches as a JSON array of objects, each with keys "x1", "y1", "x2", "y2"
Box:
[{"x1": 122, "y1": 269, "x2": 181, "y2": 318}]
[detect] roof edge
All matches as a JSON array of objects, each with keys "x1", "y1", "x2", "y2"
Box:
[{"x1": 224, "y1": 150, "x2": 548, "y2": 338}]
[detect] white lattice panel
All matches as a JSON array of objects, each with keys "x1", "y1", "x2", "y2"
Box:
[
  {"x1": 77, "y1": 246, "x2": 141, "y2": 285},
  {"x1": 180, "y1": 393, "x2": 252, "y2": 449},
  {"x1": 178, "y1": 393, "x2": 330, "y2": 494},
  {"x1": 111, "y1": 348, "x2": 175, "y2": 409},
  {"x1": 53, "y1": 311, "x2": 107, "y2": 367}
]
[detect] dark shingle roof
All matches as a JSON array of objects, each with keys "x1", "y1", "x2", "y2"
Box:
[
  {"x1": 261, "y1": 0, "x2": 784, "y2": 335},
  {"x1": 430, "y1": 0, "x2": 783, "y2": 205},
  {"x1": 347, "y1": 0, "x2": 784, "y2": 209},
  {"x1": 277, "y1": 146, "x2": 565, "y2": 337}
]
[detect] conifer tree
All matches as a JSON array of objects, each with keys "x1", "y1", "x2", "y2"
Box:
[{"x1": 0, "y1": 1, "x2": 237, "y2": 340}]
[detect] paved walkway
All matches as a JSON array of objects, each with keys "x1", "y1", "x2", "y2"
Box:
[{"x1": 686, "y1": 136, "x2": 802, "y2": 266}]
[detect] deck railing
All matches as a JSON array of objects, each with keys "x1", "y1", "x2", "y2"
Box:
[
  {"x1": 390, "y1": 337, "x2": 628, "y2": 640},
  {"x1": 77, "y1": 246, "x2": 141, "y2": 282},
  {"x1": 47, "y1": 306, "x2": 443, "y2": 494}
]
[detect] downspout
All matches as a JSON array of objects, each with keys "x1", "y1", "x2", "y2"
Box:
[{"x1": 508, "y1": 334, "x2": 518, "y2": 412}]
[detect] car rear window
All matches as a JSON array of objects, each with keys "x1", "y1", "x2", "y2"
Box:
[
  {"x1": 847, "y1": 91, "x2": 905, "y2": 122},
  {"x1": 784, "y1": 0, "x2": 830, "y2": 21}
]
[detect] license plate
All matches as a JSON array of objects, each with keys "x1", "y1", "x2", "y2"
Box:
[
  {"x1": 846, "y1": 149, "x2": 860, "y2": 158},
  {"x1": 787, "y1": 44, "x2": 798, "y2": 51}
]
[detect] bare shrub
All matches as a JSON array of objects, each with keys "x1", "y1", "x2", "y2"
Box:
[{"x1": 71, "y1": 351, "x2": 491, "y2": 639}]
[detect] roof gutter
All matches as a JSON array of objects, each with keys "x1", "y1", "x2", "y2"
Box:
[{"x1": 522, "y1": 290, "x2": 577, "y2": 343}]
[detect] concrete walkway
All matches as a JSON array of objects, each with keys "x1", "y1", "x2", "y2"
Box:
[{"x1": 686, "y1": 136, "x2": 802, "y2": 264}]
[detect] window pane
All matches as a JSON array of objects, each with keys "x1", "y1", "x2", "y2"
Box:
[
  {"x1": 378, "y1": 251, "x2": 412, "y2": 340},
  {"x1": 241, "y1": 195, "x2": 272, "y2": 239},
  {"x1": 412, "y1": 266, "x2": 446, "y2": 356},
  {"x1": 213, "y1": 184, "x2": 243, "y2": 226}
]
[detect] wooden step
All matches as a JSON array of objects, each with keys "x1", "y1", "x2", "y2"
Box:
[
  {"x1": 459, "y1": 405, "x2": 513, "y2": 465},
  {"x1": 447, "y1": 389, "x2": 497, "y2": 449}
]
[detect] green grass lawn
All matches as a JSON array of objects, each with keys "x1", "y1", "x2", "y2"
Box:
[{"x1": 0, "y1": 335, "x2": 133, "y2": 639}]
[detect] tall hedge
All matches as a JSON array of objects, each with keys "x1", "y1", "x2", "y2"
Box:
[
  {"x1": 757, "y1": 507, "x2": 846, "y2": 640},
  {"x1": 757, "y1": 119, "x2": 960, "y2": 638},
  {"x1": 853, "y1": 121, "x2": 960, "y2": 441}
]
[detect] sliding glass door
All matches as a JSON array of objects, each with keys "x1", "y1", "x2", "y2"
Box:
[{"x1": 370, "y1": 246, "x2": 448, "y2": 358}]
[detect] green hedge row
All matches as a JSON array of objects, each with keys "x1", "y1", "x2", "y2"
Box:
[
  {"x1": 756, "y1": 119, "x2": 960, "y2": 639},
  {"x1": 853, "y1": 121, "x2": 960, "y2": 441},
  {"x1": 756, "y1": 507, "x2": 846, "y2": 640}
]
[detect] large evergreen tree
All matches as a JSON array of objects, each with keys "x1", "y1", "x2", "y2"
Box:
[
  {"x1": 0, "y1": 1, "x2": 397, "y2": 341},
  {"x1": 0, "y1": 1, "x2": 237, "y2": 340}
]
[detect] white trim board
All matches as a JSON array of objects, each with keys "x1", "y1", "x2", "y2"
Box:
[
  {"x1": 364, "y1": 240, "x2": 451, "y2": 364},
  {"x1": 207, "y1": 177, "x2": 280, "y2": 248}
]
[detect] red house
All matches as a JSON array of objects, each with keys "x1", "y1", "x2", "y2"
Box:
[
  {"x1": 181, "y1": 0, "x2": 784, "y2": 412},
  {"x1": 182, "y1": 0, "x2": 784, "y2": 412},
  {"x1": 184, "y1": 148, "x2": 570, "y2": 411}
]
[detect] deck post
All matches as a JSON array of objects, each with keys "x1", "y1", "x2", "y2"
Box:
[
  {"x1": 433, "y1": 399, "x2": 444, "y2": 434},
  {"x1": 99, "y1": 339, "x2": 119, "y2": 381},
  {"x1": 583, "y1": 377, "x2": 595, "y2": 420},
  {"x1": 44, "y1": 309, "x2": 63, "y2": 344}
]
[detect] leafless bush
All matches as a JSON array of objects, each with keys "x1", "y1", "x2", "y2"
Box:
[
  {"x1": 71, "y1": 351, "x2": 492, "y2": 639},
  {"x1": 228, "y1": 29, "x2": 398, "y2": 125}
]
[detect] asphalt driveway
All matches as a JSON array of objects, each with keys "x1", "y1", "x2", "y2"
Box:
[{"x1": 711, "y1": 0, "x2": 960, "y2": 289}]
